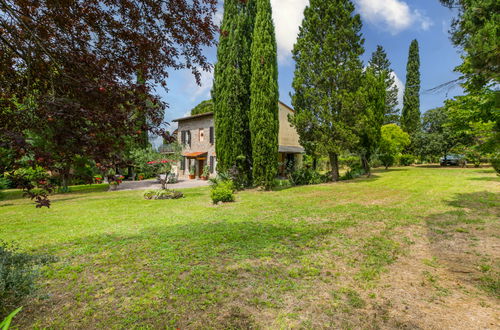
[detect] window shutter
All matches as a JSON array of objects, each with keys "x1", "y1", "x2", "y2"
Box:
[
  {"x1": 187, "y1": 131, "x2": 191, "y2": 146},
  {"x1": 209, "y1": 127, "x2": 214, "y2": 144},
  {"x1": 210, "y1": 156, "x2": 214, "y2": 173}
]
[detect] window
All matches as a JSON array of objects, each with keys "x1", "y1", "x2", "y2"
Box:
[
  {"x1": 209, "y1": 126, "x2": 214, "y2": 144},
  {"x1": 181, "y1": 130, "x2": 186, "y2": 144},
  {"x1": 199, "y1": 128, "x2": 204, "y2": 142},
  {"x1": 180, "y1": 156, "x2": 186, "y2": 170},
  {"x1": 210, "y1": 156, "x2": 215, "y2": 173}
]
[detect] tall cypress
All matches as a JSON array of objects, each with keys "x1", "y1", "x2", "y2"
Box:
[
  {"x1": 249, "y1": 0, "x2": 279, "y2": 189},
  {"x1": 401, "y1": 39, "x2": 421, "y2": 137},
  {"x1": 212, "y1": 0, "x2": 255, "y2": 184},
  {"x1": 368, "y1": 45, "x2": 400, "y2": 124}
]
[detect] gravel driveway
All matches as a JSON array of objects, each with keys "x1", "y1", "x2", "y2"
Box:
[{"x1": 117, "y1": 179, "x2": 209, "y2": 191}]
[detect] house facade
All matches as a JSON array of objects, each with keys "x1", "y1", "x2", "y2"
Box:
[{"x1": 172, "y1": 101, "x2": 304, "y2": 179}]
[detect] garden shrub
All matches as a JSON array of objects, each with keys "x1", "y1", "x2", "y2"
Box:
[
  {"x1": 399, "y1": 154, "x2": 415, "y2": 166},
  {"x1": 379, "y1": 154, "x2": 395, "y2": 169},
  {"x1": 0, "y1": 241, "x2": 55, "y2": 316},
  {"x1": 273, "y1": 178, "x2": 291, "y2": 189},
  {"x1": 210, "y1": 181, "x2": 235, "y2": 204},
  {"x1": 143, "y1": 189, "x2": 184, "y2": 200},
  {"x1": 0, "y1": 176, "x2": 11, "y2": 190},
  {"x1": 340, "y1": 166, "x2": 366, "y2": 181},
  {"x1": 289, "y1": 168, "x2": 327, "y2": 186}
]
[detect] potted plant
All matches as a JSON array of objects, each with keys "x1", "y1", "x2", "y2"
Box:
[
  {"x1": 94, "y1": 175, "x2": 103, "y2": 184},
  {"x1": 137, "y1": 173, "x2": 145, "y2": 181},
  {"x1": 201, "y1": 165, "x2": 210, "y2": 180},
  {"x1": 108, "y1": 175, "x2": 124, "y2": 191},
  {"x1": 189, "y1": 165, "x2": 196, "y2": 179}
]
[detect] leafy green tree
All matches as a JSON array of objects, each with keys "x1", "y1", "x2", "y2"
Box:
[
  {"x1": 290, "y1": 0, "x2": 364, "y2": 181},
  {"x1": 414, "y1": 107, "x2": 468, "y2": 160},
  {"x1": 401, "y1": 39, "x2": 421, "y2": 139},
  {"x1": 445, "y1": 91, "x2": 499, "y2": 156},
  {"x1": 440, "y1": 0, "x2": 499, "y2": 89},
  {"x1": 379, "y1": 124, "x2": 411, "y2": 169},
  {"x1": 356, "y1": 68, "x2": 386, "y2": 175},
  {"x1": 190, "y1": 100, "x2": 213, "y2": 115},
  {"x1": 212, "y1": 0, "x2": 255, "y2": 185},
  {"x1": 249, "y1": 0, "x2": 279, "y2": 189},
  {"x1": 368, "y1": 45, "x2": 400, "y2": 124}
]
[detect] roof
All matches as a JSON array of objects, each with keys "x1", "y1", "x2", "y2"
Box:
[
  {"x1": 279, "y1": 145, "x2": 305, "y2": 154},
  {"x1": 183, "y1": 152, "x2": 208, "y2": 158},
  {"x1": 173, "y1": 112, "x2": 214, "y2": 122},
  {"x1": 173, "y1": 101, "x2": 294, "y2": 122}
]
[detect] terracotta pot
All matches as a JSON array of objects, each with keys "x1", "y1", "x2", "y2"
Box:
[
  {"x1": 189, "y1": 174, "x2": 195, "y2": 179},
  {"x1": 109, "y1": 184, "x2": 118, "y2": 191},
  {"x1": 201, "y1": 176, "x2": 208, "y2": 181}
]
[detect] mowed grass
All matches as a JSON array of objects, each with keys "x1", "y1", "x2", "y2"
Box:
[{"x1": 0, "y1": 167, "x2": 498, "y2": 328}]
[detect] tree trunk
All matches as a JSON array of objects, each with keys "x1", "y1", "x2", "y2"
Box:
[
  {"x1": 362, "y1": 155, "x2": 371, "y2": 177},
  {"x1": 61, "y1": 169, "x2": 69, "y2": 193},
  {"x1": 312, "y1": 156, "x2": 317, "y2": 170},
  {"x1": 328, "y1": 152, "x2": 340, "y2": 181}
]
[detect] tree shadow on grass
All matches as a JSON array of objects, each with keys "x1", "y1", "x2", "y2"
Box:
[
  {"x1": 424, "y1": 191, "x2": 500, "y2": 298},
  {"x1": 1, "y1": 184, "x2": 109, "y2": 202},
  {"x1": 468, "y1": 177, "x2": 499, "y2": 182},
  {"x1": 21, "y1": 219, "x2": 342, "y2": 328}
]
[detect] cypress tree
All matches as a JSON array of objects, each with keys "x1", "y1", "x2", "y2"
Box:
[
  {"x1": 290, "y1": 0, "x2": 364, "y2": 181},
  {"x1": 212, "y1": 0, "x2": 255, "y2": 184},
  {"x1": 249, "y1": 0, "x2": 279, "y2": 189},
  {"x1": 401, "y1": 39, "x2": 421, "y2": 137},
  {"x1": 368, "y1": 45, "x2": 400, "y2": 124}
]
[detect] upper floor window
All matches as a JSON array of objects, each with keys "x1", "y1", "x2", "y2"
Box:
[
  {"x1": 209, "y1": 126, "x2": 214, "y2": 144},
  {"x1": 199, "y1": 128, "x2": 204, "y2": 142},
  {"x1": 181, "y1": 130, "x2": 191, "y2": 146}
]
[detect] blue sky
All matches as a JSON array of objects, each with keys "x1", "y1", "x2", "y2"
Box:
[{"x1": 157, "y1": 0, "x2": 463, "y2": 136}]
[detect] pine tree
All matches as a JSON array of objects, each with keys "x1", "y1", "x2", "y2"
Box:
[
  {"x1": 356, "y1": 68, "x2": 386, "y2": 176},
  {"x1": 212, "y1": 0, "x2": 255, "y2": 184},
  {"x1": 290, "y1": 0, "x2": 364, "y2": 181},
  {"x1": 401, "y1": 39, "x2": 421, "y2": 138},
  {"x1": 249, "y1": 0, "x2": 279, "y2": 189},
  {"x1": 368, "y1": 45, "x2": 400, "y2": 124}
]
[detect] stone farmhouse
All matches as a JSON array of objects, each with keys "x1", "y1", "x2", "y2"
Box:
[{"x1": 172, "y1": 101, "x2": 304, "y2": 179}]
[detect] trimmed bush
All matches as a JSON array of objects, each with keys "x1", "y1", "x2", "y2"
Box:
[
  {"x1": 143, "y1": 189, "x2": 184, "y2": 200},
  {"x1": 0, "y1": 241, "x2": 55, "y2": 316},
  {"x1": 399, "y1": 154, "x2": 415, "y2": 166},
  {"x1": 210, "y1": 181, "x2": 235, "y2": 204}
]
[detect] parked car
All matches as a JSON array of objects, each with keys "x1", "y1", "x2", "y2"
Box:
[{"x1": 440, "y1": 154, "x2": 466, "y2": 167}]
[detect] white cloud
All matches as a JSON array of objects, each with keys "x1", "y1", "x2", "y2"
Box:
[
  {"x1": 271, "y1": 0, "x2": 308, "y2": 63},
  {"x1": 186, "y1": 69, "x2": 213, "y2": 102},
  {"x1": 391, "y1": 71, "x2": 404, "y2": 108},
  {"x1": 356, "y1": 0, "x2": 433, "y2": 34}
]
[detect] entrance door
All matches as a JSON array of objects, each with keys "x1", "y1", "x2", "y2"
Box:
[{"x1": 197, "y1": 159, "x2": 205, "y2": 178}]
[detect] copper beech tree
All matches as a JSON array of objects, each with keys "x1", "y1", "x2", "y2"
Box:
[{"x1": 0, "y1": 0, "x2": 217, "y2": 206}]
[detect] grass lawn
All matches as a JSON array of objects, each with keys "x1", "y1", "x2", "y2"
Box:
[{"x1": 0, "y1": 167, "x2": 498, "y2": 328}]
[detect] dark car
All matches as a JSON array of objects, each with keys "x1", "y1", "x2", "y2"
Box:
[{"x1": 440, "y1": 154, "x2": 466, "y2": 167}]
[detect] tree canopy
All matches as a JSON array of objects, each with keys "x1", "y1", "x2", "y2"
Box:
[
  {"x1": 368, "y1": 45, "x2": 400, "y2": 124},
  {"x1": 291, "y1": 0, "x2": 364, "y2": 181},
  {"x1": 190, "y1": 100, "x2": 213, "y2": 116},
  {"x1": 0, "y1": 0, "x2": 218, "y2": 206}
]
